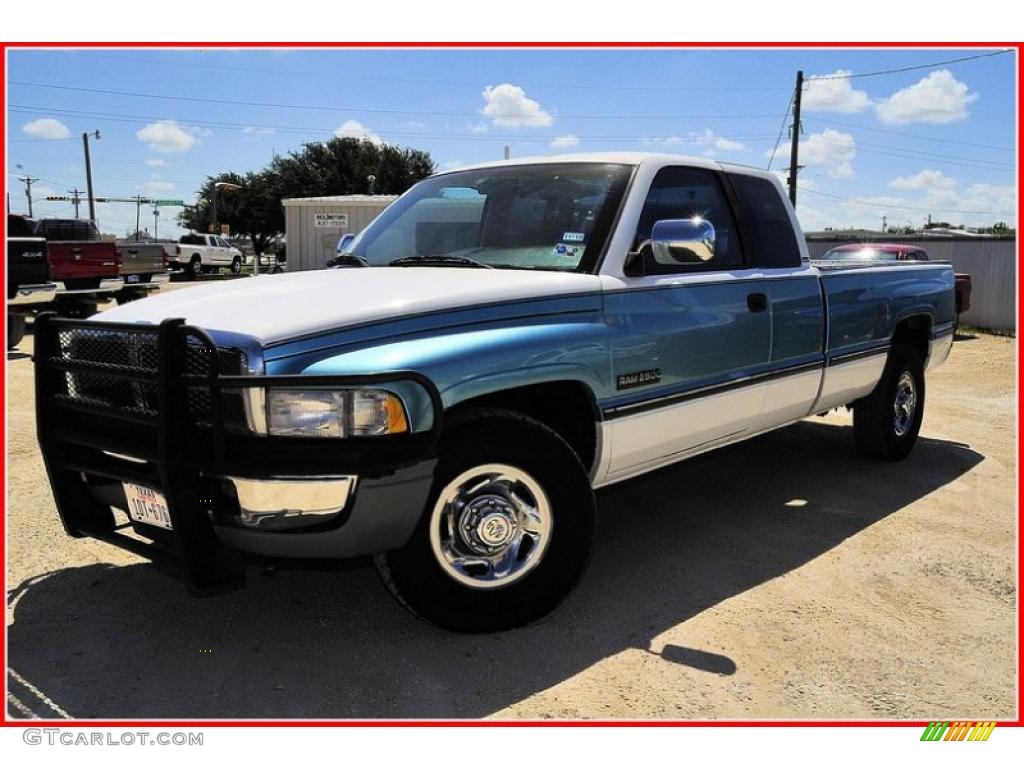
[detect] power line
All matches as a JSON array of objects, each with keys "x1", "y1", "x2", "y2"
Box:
[
  {"x1": 83, "y1": 52, "x2": 794, "y2": 93},
  {"x1": 8, "y1": 81, "x2": 783, "y2": 121},
  {"x1": 807, "y1": 117, "x2": 1014, "y2": 152},
  {"x1": 8, "y1": 104, "x2": 778, "y2": 144},
  {"x1": 766, "y1": 89, "x2": 795, "y2": 171},
  {"x1": 805, "y1": 49, "x2": 1013, "y2": 80},
  {"x1": 799, "y1": 187, "x2": 1014, "y2": 216}
]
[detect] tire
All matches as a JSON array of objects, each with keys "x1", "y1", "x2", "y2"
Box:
[
  {"x1": 376, "y1": 408, "x2": 596, "y2": 633},
  {"x1": 114, "y1": 289, "x2": 142, "y2": 305},
  {"x1": 7, "y1": 314, "x2": 26, "y2": 349},
  {"x1": 853, "y1": 344, "x2": 925, "y2": 461},
  {"x1": 953, "y1": 309, "x2": 961, "y2": 338},
  {"x1": 55, "y1": 299, "x2": 98, "y2": 319},
  {"x1": 189, "y1": 255, "x2": 202, "y2": 279},
  {"x1": 230, "y1": 256, "x2": 242, "y2": 274}
]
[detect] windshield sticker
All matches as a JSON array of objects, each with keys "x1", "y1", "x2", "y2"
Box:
[
  {"x1": 562, "y1": 231, "x2": 586, "y2": 242},
  {"x1": 553, "y1": 243, "x2": 584, "y2": 259}
]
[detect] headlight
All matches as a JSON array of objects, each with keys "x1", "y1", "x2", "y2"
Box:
[{"x1": 244, "y1": 388, "x2": 409, "y2": 437}]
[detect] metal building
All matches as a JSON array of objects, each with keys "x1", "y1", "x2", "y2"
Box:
[{"x1": 282, "y1": 194, "x2": 397, "y2": 271}]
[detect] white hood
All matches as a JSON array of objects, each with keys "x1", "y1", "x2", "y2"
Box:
[{"x1": 97, "y1": 268, "x2": 603, "y2": 344}]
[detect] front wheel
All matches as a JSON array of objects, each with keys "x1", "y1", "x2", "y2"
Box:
[
  {"x1": 376, "y1": 408, "x2": 595, "y2": 633},
  {"x1": 189, "y1": 255, "x2": 202, "y2": 278},
  {"x1": 8, "y1": 313, "x2": 26, "y2": 349},
  {"x1": 853, "y1": 344, "x2": 925, "y2": 461},
  {"x1": 230, "y1": 256, "x2": 242, "y2": 274}
]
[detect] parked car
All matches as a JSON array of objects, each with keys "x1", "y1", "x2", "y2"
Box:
[
  {"x1": 32, "y1": 217, "x2": 124, "y2": 318},
  {"x1": 6, "y1": 214, "x2": 56, "y2": 347},
  {"x1": 115, "y1": 240, "x2": 171, "y2": 303},
  {"x1": 821, "y1": 243, "x2": 972, "y2": 332},
  {"x1": 175, "y1": 233, "x2": 244, "y2": 277},
  {"x1": 33, "y1": 153, "x2": 955, "y2": 632}
]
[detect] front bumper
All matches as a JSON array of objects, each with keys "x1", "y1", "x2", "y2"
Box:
[
  {"x1": 33, "y1": 314, "x2": 442, "y2": 593},
  {"x1": 9, "y1": 282, "x2": 58, "y2": 307}
]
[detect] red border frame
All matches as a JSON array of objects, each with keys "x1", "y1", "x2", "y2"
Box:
[{"x1": 1, "y1": 40, "x2": 1020, "y2": 729}]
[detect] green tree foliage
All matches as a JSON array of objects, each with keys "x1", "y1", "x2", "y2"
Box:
[{"x1": 179, "y1": 138, "x2": 434, "y2": 252}]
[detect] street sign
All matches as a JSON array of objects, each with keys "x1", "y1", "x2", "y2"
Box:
[{"x1": 152, "y1": 199, "x2": 185, "y2": 206}]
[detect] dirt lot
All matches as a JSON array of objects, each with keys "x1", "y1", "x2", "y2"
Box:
[{"x1": 5, "y1": 312, "x2": 1017, "y2": 720}]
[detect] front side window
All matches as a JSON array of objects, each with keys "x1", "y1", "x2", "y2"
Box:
[
  {"x1": 348, "y1": 163, "x2": 632, "y2": 272},
  {"x1": 633, "y1": 167, "x2": 742, "y2": 271}
]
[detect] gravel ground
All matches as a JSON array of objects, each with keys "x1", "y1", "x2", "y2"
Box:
[{"x1": 5, "y1": 310, "x2": 1017, "y2": 720}]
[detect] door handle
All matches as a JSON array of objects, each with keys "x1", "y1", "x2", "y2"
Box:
[{"x1": 747, "y1": 292, "x2": 768, "y2": 313}]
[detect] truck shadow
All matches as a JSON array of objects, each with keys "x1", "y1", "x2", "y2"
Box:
[{"x1": 7, "y1": 420, "x2": 983, "y2": 720}]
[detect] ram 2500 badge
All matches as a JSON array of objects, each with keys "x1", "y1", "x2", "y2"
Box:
[{"x1": 34, "y1": 154, "x2": 954, "y2": 632}]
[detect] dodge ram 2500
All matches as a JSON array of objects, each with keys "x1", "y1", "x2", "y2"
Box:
[
  {"x1": 34, "y1": 153, "x2": 955, "y2": 632},
  {"x1": 34, "y1": 217, "x2": 123, "y2": 316}
]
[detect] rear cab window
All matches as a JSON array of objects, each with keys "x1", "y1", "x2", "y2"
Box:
[{"x1": 726, "y1": 173, "x2": 802, "y2": 269}]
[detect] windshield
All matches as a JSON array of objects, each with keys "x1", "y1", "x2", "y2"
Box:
[{"x1": 344, "y1": 162, "x2": 633, "y2": 272}]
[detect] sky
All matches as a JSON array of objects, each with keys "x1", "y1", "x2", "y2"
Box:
[{"x1": 5, "y1": 47, "x2": 1017, "y2": 239}]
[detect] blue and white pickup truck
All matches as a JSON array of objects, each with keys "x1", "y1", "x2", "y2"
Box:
[{"x1": 35, "y1": 153, "x2": 955, "y2": 632}]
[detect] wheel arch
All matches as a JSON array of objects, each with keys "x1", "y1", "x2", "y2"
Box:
[
  {"x1": 446, "y1": 379, "x2": 602, "y2": 475},
  {"x1": 890, "y1": 312, "x2": 932, "y2": 363}
]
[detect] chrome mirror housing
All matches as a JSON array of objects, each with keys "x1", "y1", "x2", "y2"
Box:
[
  {"x1": 337, "y1": 233, "x2": 356, "y2": 254},
  {"x1": 651, "y1": 218, "x2": 716, "y2": 264}
]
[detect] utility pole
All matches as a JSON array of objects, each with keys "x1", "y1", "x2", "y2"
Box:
[
  {"x1": 83, "y1": 130, "x2": 101, "y2": 224},
  {"x1": 17, "y1": 176, "x2": 39, "y2": 217},
  {"x1": 153, "y1": 207, "x2": 160, "y2": 239},
  {"x1": 881, "y1": 215, "x2": 887, "y2": 233},
  {"x1": 787, "y1": 70, "x2": 804, "y2": 206},
  {"x1": 134, "y1": 195, "x2": 144, "y2": 241},
  {"x1": 67, "y1": 188, "x2": 84, "y2": 218}
]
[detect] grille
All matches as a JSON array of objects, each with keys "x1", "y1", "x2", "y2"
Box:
[{"x1": 53, "y1": 326, "x2": 246, "y2": 423}]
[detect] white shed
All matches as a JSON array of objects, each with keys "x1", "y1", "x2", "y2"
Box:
[{"x1": 282, "y1": 194, "x2": 397, "y2": 271}]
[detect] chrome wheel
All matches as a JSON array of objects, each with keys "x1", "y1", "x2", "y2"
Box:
[
  {"x1": 893, "y1": 371, "x2": 917, "y2": 436},
  {"x1": 429, "y1": 463, "x2": 552, "y2": 590}
]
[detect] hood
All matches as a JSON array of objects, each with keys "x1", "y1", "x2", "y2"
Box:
[{"x1": 96, "y1": 267, "x2": 603, "y2": 345}]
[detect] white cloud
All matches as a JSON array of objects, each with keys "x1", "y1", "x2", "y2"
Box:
[
  {"x1": 689, "y1": 128, "x2": 747, "y2": 154},
  {"x1": 467, "y1": 122, "x2": 489, "y2": 135},
  {"x1": 144, "y1": 158, "x2": 165, "y2": 167},
  {"x1": 242, "y1": 126, "x2": 275, "y2": 136},
  {"x1": 639, "y1": 135, "x2": 684, "y2": 146},
  {"x1": 481, "y1": 84, "x2": 553, "y2": 128},
  {"x1": 875, "y1": 70, "x2": 977, "y2": 125},
  {"x1": 22, "y1": 117, "x2": 71, "y2": 140},
  {"x1": 550, "y1": 134, "x2": 580, "y2": 149},
  {"x1": 136, "y1": 121, "x2": 199, "y2": 153},
  {"x1": 141, "y1": 181, "x2": 176, "y2": 195},
  {"x1": 798, "y1": 128, "x2": 857, "y2": 178},
  {"x1": 405, "y1": 121, "x2": 427, "y2": 130},
  {"x1": 889, "y1": 169, "x2": 957, "y2": 192},
  {"x1": 802, "y1": 71, "x2": 871, "y2": 113},
  {"x1": 334, "y1": 119, "x2": 384, "y2": 145}
]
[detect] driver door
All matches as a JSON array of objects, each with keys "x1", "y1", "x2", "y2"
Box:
[{"x1": 603, "y1": 166, "x2": 773, "y2": 478}]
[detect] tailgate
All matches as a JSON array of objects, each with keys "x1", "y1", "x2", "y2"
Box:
[
  {"x1": 118, "y1": 242, "x2": 167, "y2": 275},
  {"x1": 6, "y1": 236, "x2": 49, "y2": 298},
  {"x1": 48, "y1": 241, "x2": 120, "y2": 280}
]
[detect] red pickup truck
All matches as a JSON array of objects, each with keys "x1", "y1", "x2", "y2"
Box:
[{"x1": 33, "y1": 218, "x2": 124, "y2": 316}]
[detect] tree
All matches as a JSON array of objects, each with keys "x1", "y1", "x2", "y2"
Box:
[{"x1": 178, "y1": 138, "x2": 434, "y2": 253}]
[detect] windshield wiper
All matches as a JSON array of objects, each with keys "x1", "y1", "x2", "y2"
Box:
[
  {"x1": 388, "y1": 254, "x2": 493, "y2": 269},
  {"x1": 327, "y1": 253, "x2": 370, "y2": 268}
]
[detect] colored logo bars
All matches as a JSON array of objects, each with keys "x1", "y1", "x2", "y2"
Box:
[{"x1": 920, "y1": 721, "x2": 997, "y2": 741}]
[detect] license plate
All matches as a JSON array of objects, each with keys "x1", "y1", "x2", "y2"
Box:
[
  {"x1": 126, "y1": 274, "x2": 141, "y2": 283},
  {"x1": 122, "y1": 483, "x2": 173, "y2": 530}
]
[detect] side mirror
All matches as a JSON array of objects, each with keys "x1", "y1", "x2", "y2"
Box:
[
  {"x1": 651, "y1": 218, "x2": 716, "y2": 265},
  {"x1": 337, "y1": 233, "x2": 356, "y2": 254}
]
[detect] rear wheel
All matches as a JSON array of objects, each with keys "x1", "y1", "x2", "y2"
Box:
[
  {"x1": 230, "y1": 256, "x2": 242, "y2": 274},
  {"x1": 376, "y1": 408, "x2": 595, "y2": 633},
  {"x1": 7, "y1": 314, "x2": 26, "y2": 349},
  {"x1": 853, "y1": 344, "x2": 925, "y2": 461}
]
